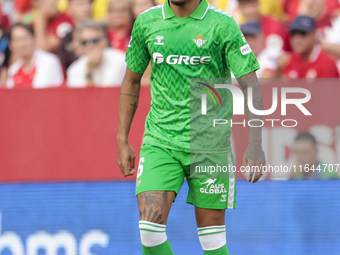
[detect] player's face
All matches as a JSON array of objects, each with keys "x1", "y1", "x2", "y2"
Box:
[
  {"x1": 9, "y1": 27, "x2": 35, "y2": 59},
  {"x1": 238, "y1": 0, "x2": 260, "y2": 21},
  {"x1": 170, "y1": 0, "x2": 192, "y2": 7},
  {"x1": 69, "y1": 0, "x2": 92, "y2": 23},
  {"x1": 244, "y1": 33, "x2": 264, "y2": 56},
  {"x1": 293, "y1": 140, "x2": 318, "y2": 167},
  {"x1": 108, "y1": 0, "x2": 133, "y2": 28},
  {"x1": 290, "y1": 30, "x2": 316, "y2": 54}
]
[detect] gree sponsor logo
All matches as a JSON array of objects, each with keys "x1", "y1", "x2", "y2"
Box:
[{"x1": 152, "y1": 52, "x2": 210, "y2": 65}]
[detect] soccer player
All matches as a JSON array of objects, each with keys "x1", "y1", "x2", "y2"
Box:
[{"x1": 117, "y1": 0, "x2": 266, "y2": 254}]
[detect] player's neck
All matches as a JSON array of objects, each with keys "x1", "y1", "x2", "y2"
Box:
[{"x1": 169, "y1": 0, "x2": 202, "y2": 18}]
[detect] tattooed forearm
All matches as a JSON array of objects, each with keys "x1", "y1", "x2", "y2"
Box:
[
  {"x1": 137, "y1": 191, "x2": 168, "y2": 224},
  {"x1": 130, "y1": 102, "x2": 138, "y2": 116},
  {"x1": 120, "y1": 92, "x2": 139, "y2": 98},
  {"x1": 237, "y1": 71, "x2": 263, "y2": 145}
]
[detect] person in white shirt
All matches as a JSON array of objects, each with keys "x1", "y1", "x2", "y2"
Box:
[
  {"x1": 322, "y1": 15, "x2": 340, "y2": 72},
  {"x1": 67, "y1": 20, "x2": 126, "y2": 87},
  {"x1": 6, "y1": 23, "x2": 64, "y2": 89}
]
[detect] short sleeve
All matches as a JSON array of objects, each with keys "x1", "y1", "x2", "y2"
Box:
[
  {"x1": 224, "y1": 18, "x2": 260, "y2": 78},
  {"x1": 125, "y1": 16, "x2": 150, "y2": 74}
]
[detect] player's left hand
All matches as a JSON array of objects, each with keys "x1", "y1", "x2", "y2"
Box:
[{"x1": 243, "y1": 144, "x2": 266, "y2": 183}]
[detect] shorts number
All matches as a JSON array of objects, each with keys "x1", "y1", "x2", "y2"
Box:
[{"x1": 137, "y1": 157, "x2": 145, "y2": 178}]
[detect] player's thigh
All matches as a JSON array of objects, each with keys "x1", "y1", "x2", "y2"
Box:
[
  {"x1": 136, "y1": 144, "x2": 185, "y2": 224},
  {"x1": 137, "y1": 191, "x2": 176, "y2": 224},
  {"x1": 136, "y1": 144, "x2": 185, "y2": 195},
  {"x1": 186, "y1": 151, "x2": 236, "y2": 210}
]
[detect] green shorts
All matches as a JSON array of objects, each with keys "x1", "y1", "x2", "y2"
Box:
[{"x1": 135, "y1": 144, "x2": 236, "y2": 209}]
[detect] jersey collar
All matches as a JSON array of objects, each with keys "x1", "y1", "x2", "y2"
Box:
[{"x1": 162, "y1": 0, "x2": 209, "y2": 20}]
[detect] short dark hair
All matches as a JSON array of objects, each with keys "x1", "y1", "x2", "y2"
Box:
[
  {"x1": 295, "y1": 132, "x2": 317, "y2": 146},
  {"x1": 9, "y1": 23, "x2": 34, "y2": 40}
]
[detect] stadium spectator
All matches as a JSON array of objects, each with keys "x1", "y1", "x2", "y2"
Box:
[
  {"x1": 67, "y1": 20, "x2": 126, "y2": 87},
  {"x1": 34, "y1": 0, "x2": 74, "y2": 53},
  {"x1": 131, "y1": 0, "x2": 156, "y2": 86},
  {"x1": 14, "y1": 0, "x2": 68, "y2": 23},
  {"x1": 0, "y1": 2, "x2": 10, "y2": 31},
  {"x1": 0, "y1": 26, "x2": 10, "y2": 86},
  {"x1": 322, "y1": 15, "x2": 340, "y2": 70},
  {"x1": 290, "y1": 132, "x2": 339, "y2": 180},
  {"x1": 240, "y1": 21, "x2": 277, "y2": 78},
  {"x1": 237, "y1": 0, "x2": 290, "y2": 54},
  {"x1": 217, "y1": 0, "x2": 284, "y2": 24},
  {"x1": 107, "y1": 0, "x2": 133, "y2": 52},
  {"x1": 6, "y1": 23, "x2": 64, "y2": 88},
  {"x1": 282, "y1": 0, "x2": 340, "y2": 24},
  {"x1": 58, "y1": 0, "x2": 93, "y2": 70},
  {"x1": 131, "y1": 0, "x2": 155, "y2": 18},
  {"x1": 278, "y1": 16, "x2": 339, "y2": 78}
]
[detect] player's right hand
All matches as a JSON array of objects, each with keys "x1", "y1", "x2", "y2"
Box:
[{"x1": 117, "y1": 140, "x2": 136, "y2": 177}]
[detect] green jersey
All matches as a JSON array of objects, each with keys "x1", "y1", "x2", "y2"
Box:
[{"x1": 125, "y1": 0, "x2": 260, "y2": 153}]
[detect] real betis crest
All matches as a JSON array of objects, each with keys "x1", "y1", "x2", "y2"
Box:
[{"x1": 193, "y1": 35, "x2": 207, "y2": 48}]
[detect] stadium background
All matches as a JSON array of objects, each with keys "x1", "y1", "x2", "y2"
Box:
[
  {"x1": 1, "y1": 0, "x2": 340, "y2": 253},
  {"x1": 1, "y1": 81, "x2": 340, "y2": 255}
]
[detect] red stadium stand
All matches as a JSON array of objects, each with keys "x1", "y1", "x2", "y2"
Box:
[{"x1": 0, "y1": 80, "x2": 339, "y2": 182}]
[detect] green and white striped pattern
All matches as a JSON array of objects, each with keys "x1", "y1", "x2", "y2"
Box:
[
  {"x1": 227, "y1": 152, "x2": 236, "y2": 209},
  {"x1": 139, "y1": 221, "x2": 167, "y2": 233},
  {"x1": 197, "y1": 225, "x2": 226, "y2": 237}
]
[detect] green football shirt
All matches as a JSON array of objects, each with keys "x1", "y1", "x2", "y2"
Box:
[{"x1": 125, "y1": 0, "x2": 260, "y2": 153}]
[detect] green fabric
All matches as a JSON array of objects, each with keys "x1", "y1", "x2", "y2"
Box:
[
  {"x1": 136, "y1": 144, "x2": 237, "y2": 209},
  {"x1": 204, "y1": 244, "x2": 230, "y2": 255},
  {"x1": 142, "y1": 240, "x2": 174, "y2": 255},
  {"x1": 125, "y1": 0, "x2": 259, "y2": 154}
]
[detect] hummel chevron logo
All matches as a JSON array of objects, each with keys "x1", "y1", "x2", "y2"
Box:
[
  {"x1": 193, "y1": 35, "x2": 207, "y2": 48},
  {"x1": 154, "y1": 36, "x2": 164, "y2": 45}
]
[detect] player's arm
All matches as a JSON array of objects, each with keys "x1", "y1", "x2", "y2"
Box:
[
  {"x1": 116, "y1": 14, "x2": 149, "y2": 177},
  {"x1": 237, "y1": 72, "x2": 266, "y2": 183},
  {"x1": 117, "y1": 68, "x2": 143, "y2": 177},
  {"x1": 223, "y1": 17, "x2": 266, "y2": 182}
]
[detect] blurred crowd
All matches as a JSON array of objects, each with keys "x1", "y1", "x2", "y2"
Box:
[{"x1": 0, "y1": 0, "x2": 339, "y2": 88}]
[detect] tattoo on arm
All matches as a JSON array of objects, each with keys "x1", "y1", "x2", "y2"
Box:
[
  {"x1": 137, "y1": 191, "x2": 168, "y2": 224},
  {"x1": 130, "y1": 102, "x2": 138, "y2": 116},
  {"x1": 120, "y1": 92, "x2": 139, "y2": 98},
  {"x1": 237, "y1": 72, "x2": 263, "y2": 145}
]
